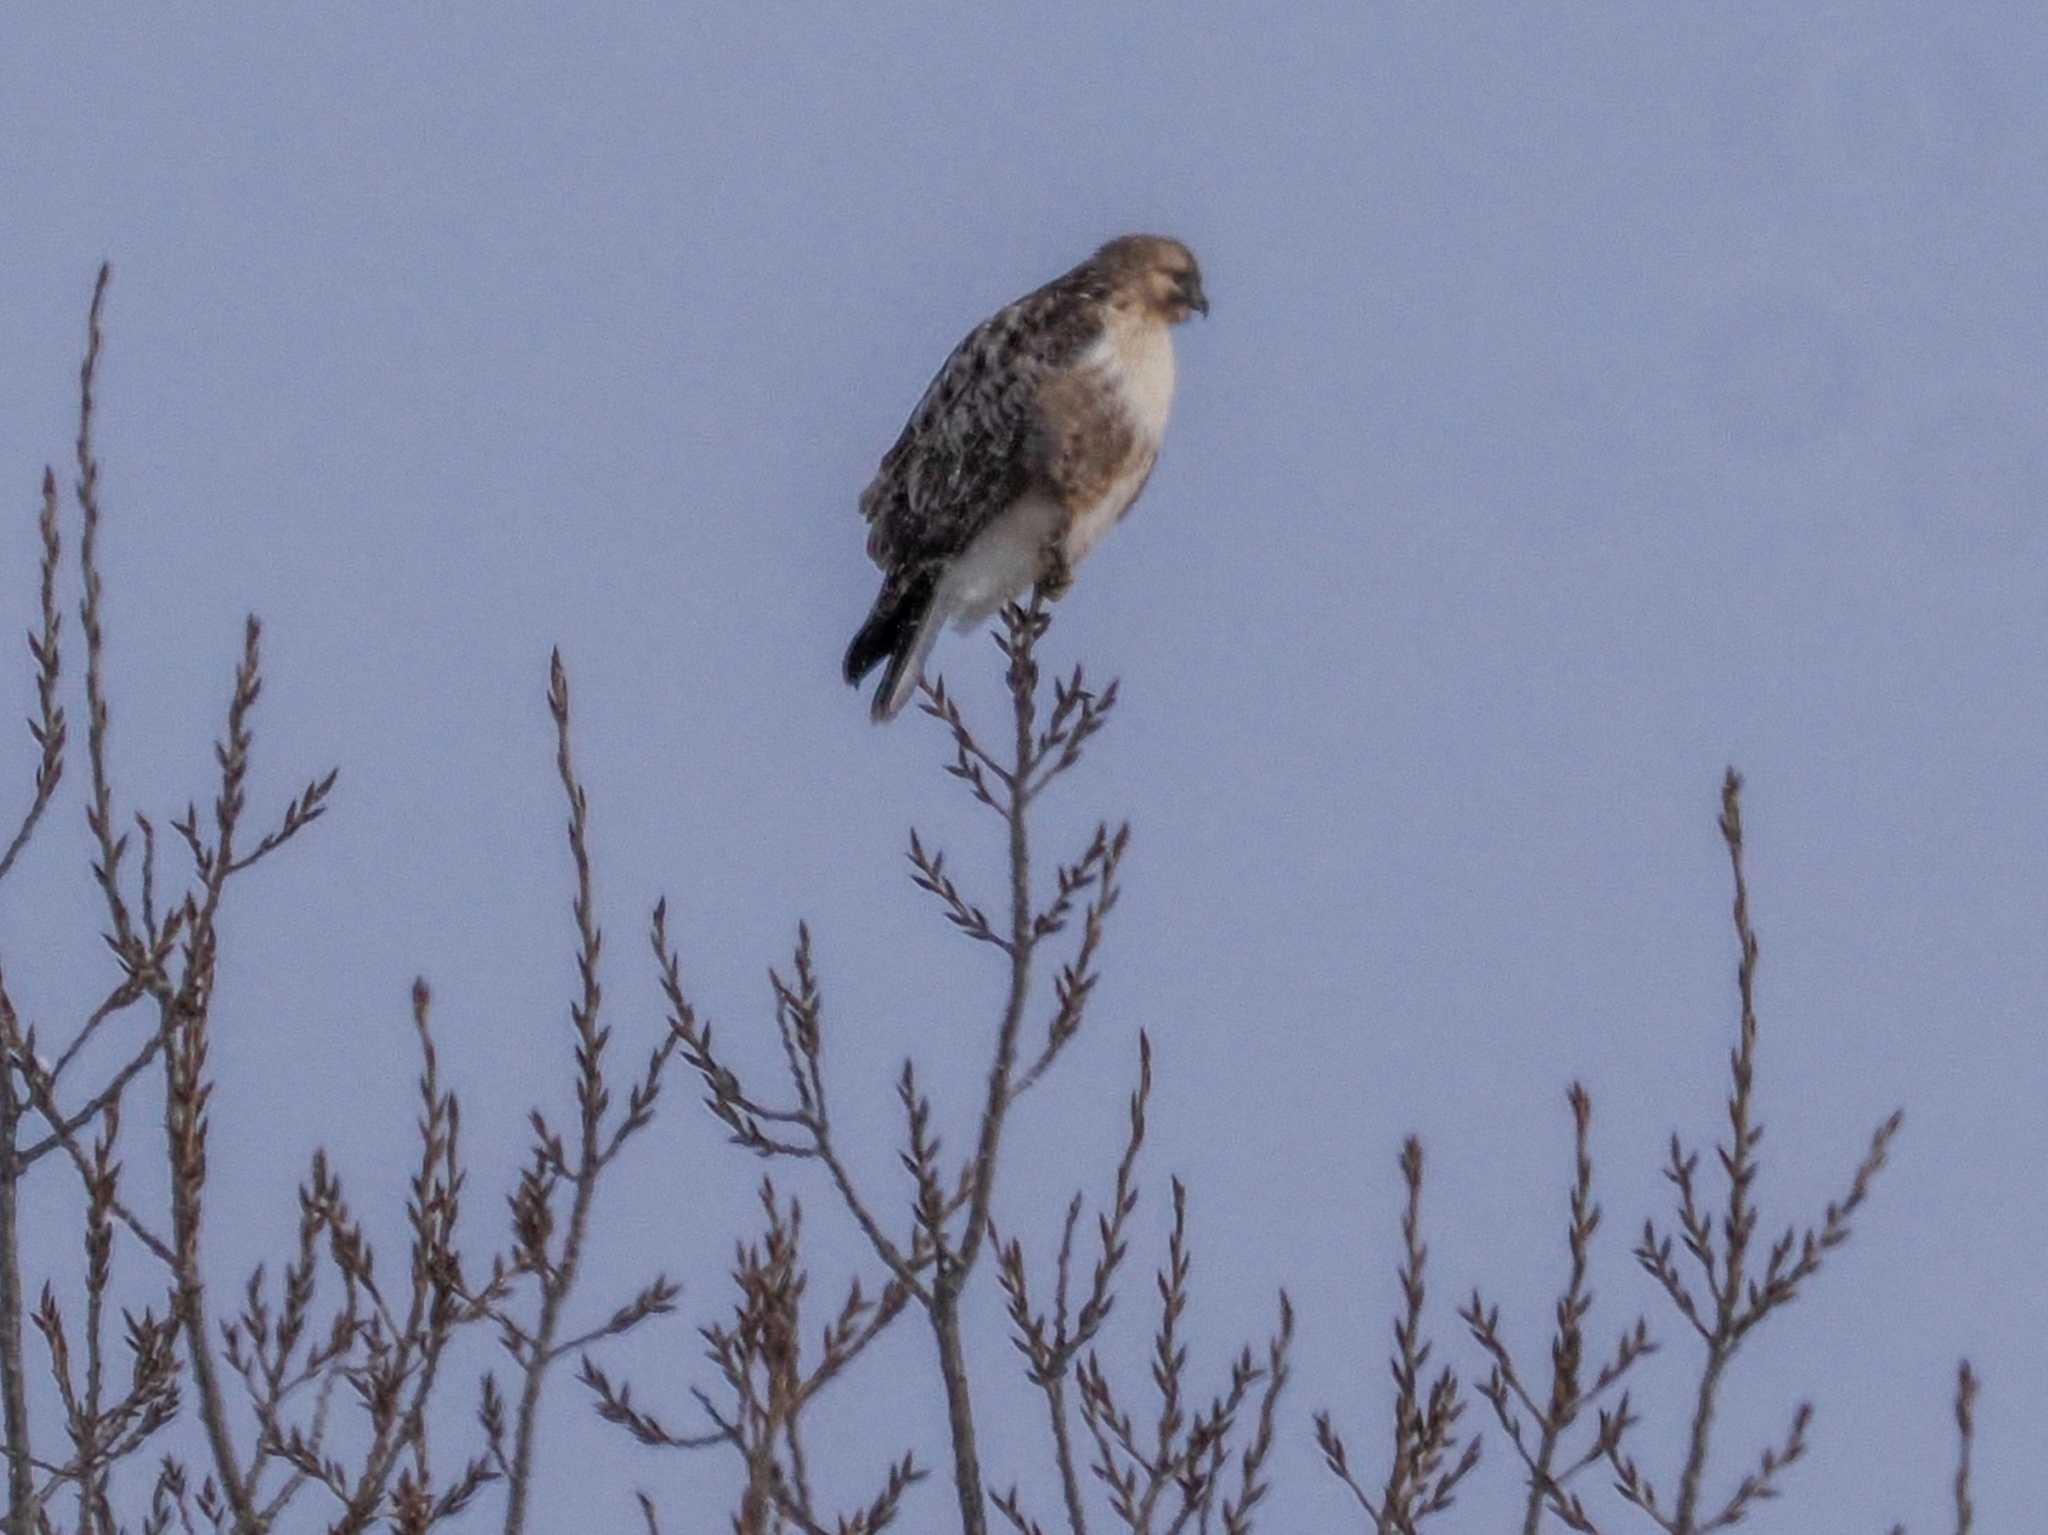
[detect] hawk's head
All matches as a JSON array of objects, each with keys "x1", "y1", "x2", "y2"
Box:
[{"x1": 1098, "y1": 234, "x2": 1209, "y2": 324}]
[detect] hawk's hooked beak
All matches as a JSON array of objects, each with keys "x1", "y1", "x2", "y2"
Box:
[{"x1": 1177, "y1": 271, "x2": 1210, "y2": 318}]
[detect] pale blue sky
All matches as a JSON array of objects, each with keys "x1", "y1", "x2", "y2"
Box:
[{"x1": 4, "y1": 5, "x2": 2044, "y2": 1529}]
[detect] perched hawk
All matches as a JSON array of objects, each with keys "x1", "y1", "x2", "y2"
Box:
[{"x1": 844, "y1": 234, "x2": 1209, "y2": 721}]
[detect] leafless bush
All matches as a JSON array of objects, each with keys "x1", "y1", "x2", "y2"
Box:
[
  {"x1": 602, "y1": 601, "x2": 1291, "y2": 1535},
  {"x1": 1461, "y1": 1086, "x2": 1654, "y2": 1535},
  {"x1": 1315, "y1": 1139, "x2": 1482, "y2": 1533},
  {"x1": 1314, "y1": 770, "x2": 1929, "y2": 1535},
  {"x1": 0, "y1": 268, "x2": 679, "y2": 1535},
  {"x1": 1582, "y1": 772, "x2": 1904, "y2": 1535},
  {"x1": 0, "y1": 269, "x2": 1986, "y2": 1535}
]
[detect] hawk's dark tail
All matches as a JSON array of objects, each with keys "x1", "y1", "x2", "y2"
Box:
[{"x1": 844, "y1": 569, "x2": 941, "y2": 724}]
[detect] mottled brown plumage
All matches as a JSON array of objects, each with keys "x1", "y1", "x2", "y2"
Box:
[{"x1": 845, "y1": 235, "x2": 1207, "y2": 721}]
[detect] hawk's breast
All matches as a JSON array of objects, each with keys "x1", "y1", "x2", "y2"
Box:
[
  {"x1": 1105, "y1": 310, "x2": 1176, "y2": 444},
  {"x1": 1060, "y1": 315, "x2": 1175, "y2": 567}
]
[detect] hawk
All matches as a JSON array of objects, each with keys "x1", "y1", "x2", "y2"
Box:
[{"x1": 844, "y1": 234, "x2": 1209, "y2": 721}]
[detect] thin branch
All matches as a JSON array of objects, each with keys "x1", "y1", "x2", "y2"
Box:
[
  {"x1": 1620, "y1": 771, "x2": 1902, "y2": 1535},
  {"x1": 1951, "y1": 1361, "x2": 1976, "y2": 1535},
  {"x1": 0, "y1": 467, "x2": 67, "y2": 887},
  {"x1": 1461, "y1": 1084, "x2": 1653, "y2": 1535},
  {"x1": 928, "y1": 597, "x2": 1057, "y2": 1535},
  {"x1": 1, "y1": 1019, "x2": 33, "y2": 1534},
  {"x1": 14, "y1": 1035, "x2": 174, "y2": 1263},
  {"x1": 1316, "y1": 1138, "x2": 1479, "y2": 1534},
  {"x1": 162, "y1": 618, "x2": 267, "y2": 1535},
  {"x1": 74, "y1": 262, "x2": 143, "y2": 975},
  {"x1": 501, "y1": 650, "x2": 673, "y2": 1535},
  {"x1": 19, "y1": 1030, "x2": 166, "y2": 1177}
]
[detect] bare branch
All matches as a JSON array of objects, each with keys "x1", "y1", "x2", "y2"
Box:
[
  {"x1": 499, "y1": 651, "x2": 677, "y2": 1535},
  {"x1": 0, "y1": 467, "x2": 67, "y2": 887},
  {"x1": 1317, "y1": 1138, "x2": 1479, "y2": 1534}
]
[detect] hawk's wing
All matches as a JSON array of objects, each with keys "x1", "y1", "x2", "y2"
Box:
[{"x1": 859, "y1": 270, "x2": 1108, "y2": 573}]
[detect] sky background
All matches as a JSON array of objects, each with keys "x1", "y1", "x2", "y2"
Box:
[{"x1": 4, "y1": 4, "x2": 2044, "y2": 1529}]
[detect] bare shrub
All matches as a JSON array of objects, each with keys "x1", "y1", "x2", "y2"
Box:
[{"x1": 0, "y1": 269, "x2": 1983, "y2": 1535}]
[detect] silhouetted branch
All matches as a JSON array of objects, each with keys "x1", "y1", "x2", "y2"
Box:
[
  {"x1": 1615, "y1": 771, "x2": 1903, "y2": 1535},
  {"x1": 499, "y1": 651, "x2": 677, "y2": 1535},
  {"x1": 1317, "y1": 1139, "x2": 1481, "y2": 1534},
  {"x1": 0, "y1": 466, "x2": 66, "y2": 887},
  {"x1": 1462, "y1": 1084, "x2": 1653, "y2": 1535}
]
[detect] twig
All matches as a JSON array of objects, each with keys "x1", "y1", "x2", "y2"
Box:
[
  {"x1": 1951, "y1": 1361, "x2": 1976, "y2": 1535},
  {"x1": 501, "y1": 651, "x2": 674, "y2": 1535},
  {"x1": 0, "y1": 466, "x2": 66, "y2": 887},
  {"x1": 75, "y1": 263, "x2": 144, "y2": 976},
  {"x1": 162, "y1": 619, "x2": 270, "y2": 1535},
  {"x1": 1316, "y1": 1138, "x2": 1480, "y2": 1534},
  {"x1": 926, "y1": 596, "x2": 1062, "y2": 1535},
  {"x1": 1, "y1": 1018, "x2": 33, "y2": 1534},
  {"x1": 1620, "y1": 771, "x2": 1903, "y2": 1535},
  {"x1": 1461, "y1": 1085, "x2": 1653, "y2": 1535}
]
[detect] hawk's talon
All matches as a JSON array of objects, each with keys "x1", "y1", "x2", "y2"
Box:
[{"x1": 1036, "y1": 546, "x2": 1075, "y2": 603}]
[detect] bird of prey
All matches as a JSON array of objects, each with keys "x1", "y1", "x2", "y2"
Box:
[{"x1": 844, "y1": 234, "x2": 1208, "y2": 721}]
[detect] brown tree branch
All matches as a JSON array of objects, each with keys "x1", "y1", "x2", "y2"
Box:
[
  {"x1": 501, "y1": 651, "x2": 674, "y2": 1535},
  {"x1": 0, "y1": 467, "x2": 66, "y2": 888}
]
